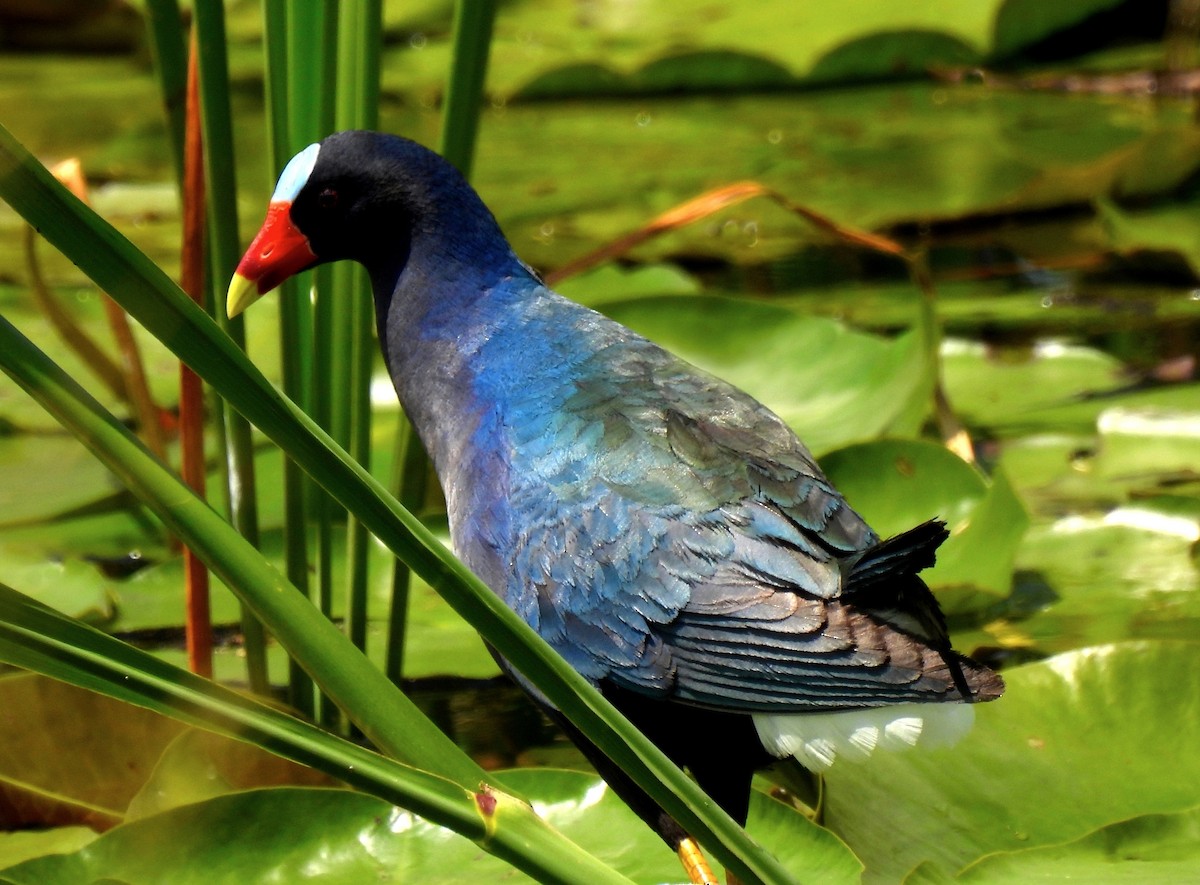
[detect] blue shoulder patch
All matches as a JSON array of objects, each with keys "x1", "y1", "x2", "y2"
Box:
[{"x1": 271, "y1": 142, "x2": 320, "y2": 203}]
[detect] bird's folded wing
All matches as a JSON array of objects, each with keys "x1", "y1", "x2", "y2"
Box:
[
  {"x1": 502, "y1": 336, "x2": 991, "y2": 711},
  {"x1": 652, "y1": 588, "x2": 990, "y2": 711},
  {"x1": 511, "y1": 478, "x2": 992, "y2": 711}
]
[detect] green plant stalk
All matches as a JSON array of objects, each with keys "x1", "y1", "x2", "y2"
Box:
[
  {"x1": 389, "y1": 0, "x2": 500, "y2": 682},
  {"x1": 303, "y1": 1, "x2": 342, "y2": 727},
  {"x1": 907, "y1": 250, "x2": 971, "y2": 457},
  {"x1": 192, "y1": 0, "x2": 269, "y2": 694},
  {"x1": 0, "y1": 313, "x2": 633, "y2": 885},
  {"x1": 385, "y1": 414, "x2": 428, "y2": 684},
  {"x1": 285, "y1": 0, "x2": 336, "y2": 149},
  {"x1": 0, "y1": 123, "x2": 794, "y2": 885},
  {"x1": 0, "y1": 313, "x2": 482, "y2": 788},
  {"x1": 312, "y1": 265, "x2": 338, "y2": 727},
  {"x1": 263, "y1": 0, "x2": 315, "y2": 714},
  {"x1": 328, "y1": 0, "x2": 379, "y2": 446},
  {"x1": 439, "y1": 0, "x2": 498, "y2": 177},
  {"x1": 142, "y1": 0, "x2": 187, "y2": 186},
  {"x1": 335, "y1": 0, "x2": 382, "y2": 657},
  {"x1": 314, "y1": 419, "x2": 338, "y2": 727},
  {"x1": 342, "y1": 263, "x2": 375, "y2": 661},
  {"x1": 0, "y1": 585, "x2": 633, "y2": 885}
]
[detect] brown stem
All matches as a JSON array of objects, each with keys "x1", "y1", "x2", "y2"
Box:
[
  {"x1": 180, "y1": 26, "x2": 212, "y2": 679},
  {"x1": 545, "y1": 181, "x2": 903, "y2": 287}
]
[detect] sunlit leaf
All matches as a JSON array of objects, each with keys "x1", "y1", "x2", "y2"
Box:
[
  {"x1": 0, "y1": 770, "x2": 861, "y2": 885},
  {"x1": 1093, "y1": 405, "x2": 1200, "y2": 483},
  {"x1": 0, "y1": 435, "x2": 123, "y2": 525},
  {"x1": 1013, "y1": 508, "x2": 1200, "y2": 655},
  {"x1": 554, "y1": 263, "x2": 702, "y2": 305},
  {"x1": 0, "y1": 788, "x2": 415, "y2": 885},
  {"x1": 926, "y1": 465, "x2": 1027, "y2": 611},
  {"x1": 1097, "y1": 195, "x2": 1200, "y2": 276},
  {"x1": 940, "y1": 338, "x2": 1125, "y2": 435},
  {"x1": 0, "y1": 540, "x2": 114, "y2": 624},
  {"x1": 376, "y1": 0, "x2": 1128, "y2": 98},
  {"x1": 0, "y1": 830, "x2": 95, "y2": 873},
  {"x1": 935, "y1": 805, "x2": 1200, "y2": 883},
  {"x1": 824, "y1": 641, "x2": 1200, "y2": 880},
  {"x1": 126, "y1": 729, "x2": 335, "y2": 822},
  {"x1": 0, "y1": 673, "x2": 184, "y2": 831},
  {"x1": 944, "y1": 336, "x2": 1200, "y2": 440}
]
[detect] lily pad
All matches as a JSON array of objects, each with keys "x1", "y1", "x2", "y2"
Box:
[
  {"x1": 369, "y1": 0, "x2": 1131, "y2": 99},
  {"x1": 824, "y1": 640, "x2": 1200, "y2": 881},
  {"x1": 1013, "y1": 508, "x2": 1200, "y2": 655},
  {"x1": 940, "y1": 337, "x2": 1126, "y2": 435},
  {"x1": 997, "y1": 432, "x2": 1123, "y2": 511},
  {"x1": 0, "y1": 769, "x2": 859, "y2": 885},
  {"x1": 401, "y1": 570, "x2": 501, "y2": 679},
  {"x1": 126, "y1": 728, "x2": 336, "y2": 822},
  {"x1": 1092, "y1": 405, "x2": 1200, "y2": 484},
  {"x1": 0, "y1": 673, "x2": 185, "y2": 832},
  {"x1": 554, "y1": 262, "x2": 702, "y2": 305},
  {"x1": 0, "y1": 434, "x2": 123, "y2": 525},
  {"x1": 0, "y1": 830, "x2": 95, "y2": 874},
  {"x1": 471, "y1": 84, "x2": 1200, "y2": 270},
  {"x1": 0, "y1": 540, "x2": 113, "y2": 624},
  {"x1": 603, "y1": 295, "x2": 931, "y2": 455},
  {"x1": 1097, "y1": 196, "x2": 1200, "y2": 277},
  {"x1": 928, "y1": 805, "x2": 1200, "y2": 883}
]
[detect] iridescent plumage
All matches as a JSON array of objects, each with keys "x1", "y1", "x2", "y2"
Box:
[{"x1": 232, "y1": 130, "x2": 1003, "y2": 850}]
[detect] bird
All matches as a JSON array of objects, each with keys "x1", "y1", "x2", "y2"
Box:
[{"x1": 228, "y1": 130, "x2": 1004, "y2": 884}]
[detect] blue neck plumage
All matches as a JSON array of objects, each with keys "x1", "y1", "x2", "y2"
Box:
[{"x1": 370, "y1": 217, "x2": 539, "y2": 482}]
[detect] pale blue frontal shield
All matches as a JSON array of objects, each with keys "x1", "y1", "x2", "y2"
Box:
[{"x1": 271, "y1": 142, "x2": 321, "y2": 203}]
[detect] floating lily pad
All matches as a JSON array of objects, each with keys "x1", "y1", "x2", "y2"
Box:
[
  {"x1": 998, "y1": 404, "x2": 1200, "y2": 515},
  {"x1": 554, "y1": 262, "x2": 702, "y2": 305},
  {"x1": 940, "y1": 337, "x2": 1126, "y2": 434},
  {"x1": 0, "y1": 767, "x2": 859, "y2": 885},
  {"x1": 401, "y1": 571, "x2": 501, "y2": 679},
  {"x1": 996, "y1": 432, "x2": 1120, "y2": 510},
  {"x1": 0, "y1": 830, "x2": 95, "y2": 874},
  {"x1": 0, "y1": 434, "x2": 123, "y2": 525},
  {"x1": 369, "y1": 0, "x2": 1130, "y2": 99},
  {"x1": 1092, "y1": 405, "x2": 1200, "y2": 484},
  {"x1": 923, "y1": 805, "x2": 1200, "y2": 883},
  {"x1": 102, "y1": 554, "x2": 247, "y2": 635},
  {"x1": 824, "y1": 640, "x2": 1200, "y2": 881},
  {"x1": 0, "y1": 540, "x2": 114, "y2": 624},
  {"x1": 470, "y1": 84, "x2": 1200, "y2": 270},
  {"x1": 1012, "y1": 508, "x2": 1200, "y2": 655},
  {"x1": 126, "y1": 728, "x2": 336, "y2": 822},
  {"x1": 1097, "y1": 196, "x2": 1200, "y2": 277},
  {"x1": 0, "y1": 673, "x2": 185, "y2": 832}
]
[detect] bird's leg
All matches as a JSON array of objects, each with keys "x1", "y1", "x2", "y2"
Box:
[
  {"x1": 724, "y1": 870, "x2": 745, "y2": 885},
  {"x1": 678, "y1": 837, "x2": 718, "y2": 884}
]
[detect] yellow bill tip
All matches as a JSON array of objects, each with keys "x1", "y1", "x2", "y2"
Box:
[{"x1": 226, "y1": 273, "x2": 262, "y2": 318}]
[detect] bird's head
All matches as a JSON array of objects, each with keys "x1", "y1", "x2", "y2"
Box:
[{"x1": 227, "y1": 130, "x2": 510, "y2": 318}]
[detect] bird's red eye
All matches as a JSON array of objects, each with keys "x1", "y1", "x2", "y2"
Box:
[{"x1": 317, "y1": 188, "x2": 339, "y2": 209}]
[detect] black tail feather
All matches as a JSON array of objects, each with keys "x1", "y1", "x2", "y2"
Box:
[
  {"x1": 846, "y1": 519, "x2": 949, "y2": 593},
  {"x1": 843, "y1": 520, "x2": 991, "y2": 702}
]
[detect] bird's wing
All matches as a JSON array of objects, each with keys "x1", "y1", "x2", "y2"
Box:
[
  {"x1": 509, "y1": 477, "x2": 992, "y2": 710},
  {"x1": 502, "y1": 335, "x2": 994, "y2": 711}
]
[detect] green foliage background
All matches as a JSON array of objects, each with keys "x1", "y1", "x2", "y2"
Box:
[{"x1": 0, "y1": 1, "x2": 1198, "y2": 882}]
